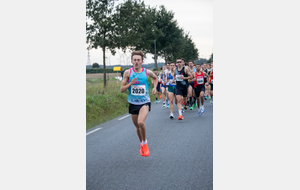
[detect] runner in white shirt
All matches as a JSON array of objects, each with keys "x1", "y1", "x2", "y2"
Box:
[
  {"x1": 163, "y1": 62, "x2": 171, "y2": 108},
  {"x1": 160, "y1": 65, "x2": 167, "y2": 107}
]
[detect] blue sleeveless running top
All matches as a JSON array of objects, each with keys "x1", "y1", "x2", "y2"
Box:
[
  {"x1": 128, "y1": 67, "x2": 150, "y2": 105},
  {"x1": 168, "y1": 72, "x2": 176, "y2": 86}
]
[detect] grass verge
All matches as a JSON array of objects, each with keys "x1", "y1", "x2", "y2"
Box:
[{"x1": 86, "y1": 77, "x2": 156, "y2": 130}]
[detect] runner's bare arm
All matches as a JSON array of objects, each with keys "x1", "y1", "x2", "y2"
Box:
[
  {"x1": 147, "y1": 69, "x2": 157, "y2": 95},
  {"x1": 209, "y1": 69, "x2": 213, "y2": 77},
  {"x1": 120, "y1": 70, "x2": 136, "y2": 93},
  {"x1": 192, "y1": 72, "x2": 196, "y2": 81},
  {"x1": 166, "y1": 72, "x2": 169, "y2": 83},
  {"x1": 185, "y1": 67, "x2": 193, "y2": 80}
]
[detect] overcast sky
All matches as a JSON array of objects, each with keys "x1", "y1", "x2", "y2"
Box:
[{"x1": 87, "y1": 0, "x2": 213, "y2": 66}]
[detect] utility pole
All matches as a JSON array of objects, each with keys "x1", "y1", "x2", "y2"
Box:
[
  {"x1": 154, "y1": 39, "x2": 157, "y2": 70},
  {"x1": 87, "y1": 48, "x2": 91, "y2": 66}
]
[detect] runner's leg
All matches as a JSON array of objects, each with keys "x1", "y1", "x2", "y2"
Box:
[
  {"x1": 131, "y1": 114, "x2": 142, "y2": 143},
  {"x1": 137, "y1": 105, "x2": 149, "y2": 142},
  {"x1": 169, "y1": 92, "x2": 174, "y2": 118}
]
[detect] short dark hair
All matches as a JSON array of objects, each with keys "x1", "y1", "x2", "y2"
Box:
[
  {"x1": 181, "y1": 58, "x2": 185, "y2": 62},
  {"x1": 154, "y1": 68, "x2": 157, "y2": 71},
  {"x1": 131, "y1": 50, "x2": 144, "y2": 60},
  {"x1": 188, "y1": 60, "x2": 193, "y2": 63}
]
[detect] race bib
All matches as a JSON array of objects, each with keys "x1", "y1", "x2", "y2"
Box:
[
  {"x1": 211, "y1": 79, "x2": 213, "y2": 84},
  {"x1": 131, "y1": 85, "x2": 146, "y2": 96},
  {"x1": 196, "y1": 76, "x2": 204, "y2": 84},
  {"x1": 176, "y1": 75, "x2": 183, "y2": 81}
]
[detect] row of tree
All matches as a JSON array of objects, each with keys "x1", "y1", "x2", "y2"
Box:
[{"x1": 86, "y1": 0, "x2": 200, "y2": 86}]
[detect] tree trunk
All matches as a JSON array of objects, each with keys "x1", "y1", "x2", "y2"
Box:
[{"x1": 103, "y1": 46, "x2": 106, "y2": 87}]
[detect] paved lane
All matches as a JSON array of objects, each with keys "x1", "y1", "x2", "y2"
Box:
[{"x1": 86, "y1": 98, "x2": 213, "y2": 190}]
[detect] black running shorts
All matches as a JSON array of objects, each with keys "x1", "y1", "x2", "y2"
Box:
[
  {"x1": 176, "y1": 87, "x2": 187, "y2": 97},
  {"x1": 194, "y1": 85, "x2": 205, "y2": 97},
  {"x1": 188, "y1": 82, "x2": 195, "y2": 89},
  {"x1": 210, "y1": 84, "x2": 213, "y2": 91},
  {"x1": 129, "y1": 102, "x2": 151, "y2": 115},
  {"x1": 156, "y1": 83, "x2": 161, "y2": 92}
]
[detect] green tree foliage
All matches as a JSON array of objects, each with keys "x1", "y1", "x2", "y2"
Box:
[
  {"x1": 86, "y1": 0, "x2": 118, "y2": 87},
  {"x1": 179, "y1": 33, "x2": 199, "y2": 62},
  {"x1": 92, "y1": 62, "x2": 100, "y2": 68},
  {"x1": 207, "y1": 53, "x2": 213, "y2": 63},
  {"x1": 86, "y1": 0, "x2": 200, "y2": 82},
  {"x1": 114, "y1": 1, "x2": 162, "y2": 55},
  {"x1": 150, "y1": 6, "x2": 184, "y2": 65}
]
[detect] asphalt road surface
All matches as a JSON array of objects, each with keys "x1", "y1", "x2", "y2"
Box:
[{"x1": 86, "y1": 98, "x2": 213, "y2": 190}]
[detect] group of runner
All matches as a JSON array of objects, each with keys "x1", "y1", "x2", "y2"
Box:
[
  {"x1": 120, "y1": 50, "x2": 213, "y2": 157},
  {"x1": 152, "y1": 58, "x2": 213, "y2": 120}
]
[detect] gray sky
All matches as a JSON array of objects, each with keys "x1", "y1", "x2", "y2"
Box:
[{"x1": 87, "y1": 0, "x2": 213, "y2": 66}]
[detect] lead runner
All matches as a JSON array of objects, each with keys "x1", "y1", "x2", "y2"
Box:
[{"x1": 120, "y1": 50, "x2": 158, "y2": 157}]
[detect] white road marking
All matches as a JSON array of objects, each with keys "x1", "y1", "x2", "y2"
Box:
[
  {"x1": 118, "y1": 114, "x2": 130, "y2": 120},
  {"x1": 86, "y1": 128, "x2": 102, "y2": 136}
]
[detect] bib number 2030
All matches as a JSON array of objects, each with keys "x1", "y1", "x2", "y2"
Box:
[{"x1": 131, "y1": 85, "x2": 146, "y2": 96}]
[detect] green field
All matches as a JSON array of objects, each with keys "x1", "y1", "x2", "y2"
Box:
[{"x1": 86, "y1": 74, "x2": 156, "y2": 130}]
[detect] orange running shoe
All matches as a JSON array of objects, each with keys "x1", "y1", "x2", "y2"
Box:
[
  {"x1": 178, "y1": 115, "x2": 183, "y2": 120},
  {"x1": 140, "y1": 144, "x2": 144, "y2": 156},
  {"x1": 142, "y1": 144, "x2": 150, "y2": 157},
  {"x1": 160, "y1": 94, "x2": 162, "y2": 99}
]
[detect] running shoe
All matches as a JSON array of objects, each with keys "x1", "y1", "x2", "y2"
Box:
[
  {"x1": 142, "y1": 144, "x2": 150, "y2": 157},
  {"x1": 198, "y1": 109, "x2": 202, "y2": 116},
  {"x1": 178, "y1": 115, "x2": 183, "y2": 120},
  {"x1": 209, "y1": 96, "x2": 211, "y2": 100},
  {"x1": 160, "y1": 94, "x2": 162, "y2": 99},
  {"x1": 140, "y1": 144, "x2": 144, "y2": 156},
  {"x1": 189, "y1": 106, "x2": 193, "y2": 110},
  {"x1": 156, "y1": 100, "x2": 158, "y2": 103},
  {"x1": 162, "y1": 102, "x2": 166, "y2": 107},
  {"x1": 184, "y1": 106, "x2": 187, "y2": 110},
  {"x1": 210, "y1": 100, "x2": 213, "y2": 104},
  {"x1": 201, "y1": 106, "x2": 205, "y2": 113},
  {"x1": 170, "y1": 113, "x2": 174, "y2": 119},
  {"x1": 166, "y1": 104, "x2": 169, "y2": 108},
  {"x1": 204, "y1": 95, "x2": 207, "y2": 100},
  {"x1": 193, "y1": 102, "x2": 196, "y2": 108}
]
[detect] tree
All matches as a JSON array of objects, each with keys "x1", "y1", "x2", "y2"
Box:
[
  {"x1": 179, "y1": 32, "x2": 199, "y2": 62},
  {"x1": 86, "y1": 0, "x2": 118, "y2": 87},
  {"x1": 92, "y1": 62, "x2": 100, "y2": 68},
  {"x1": 194, "y1": 58, "x2": 208, "y2": 65},
  {"x1": 207, "y1": 53, "x2": 213, "y2": 63}
]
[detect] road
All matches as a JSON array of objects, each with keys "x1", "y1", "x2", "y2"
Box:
[{"x1": 86, "y1": 98, "x2": 213, "y2": 190}]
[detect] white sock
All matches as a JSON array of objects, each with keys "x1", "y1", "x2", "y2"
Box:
[
  {"x1": 142, "y1": 140, "x2": 147, "y2": 145},
  {"x1": 168, "y1": 100, "x2": 170, "y2": 104},
  {"x1": 179, "y1": 110, "x2": 182, "y2": 115}
]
